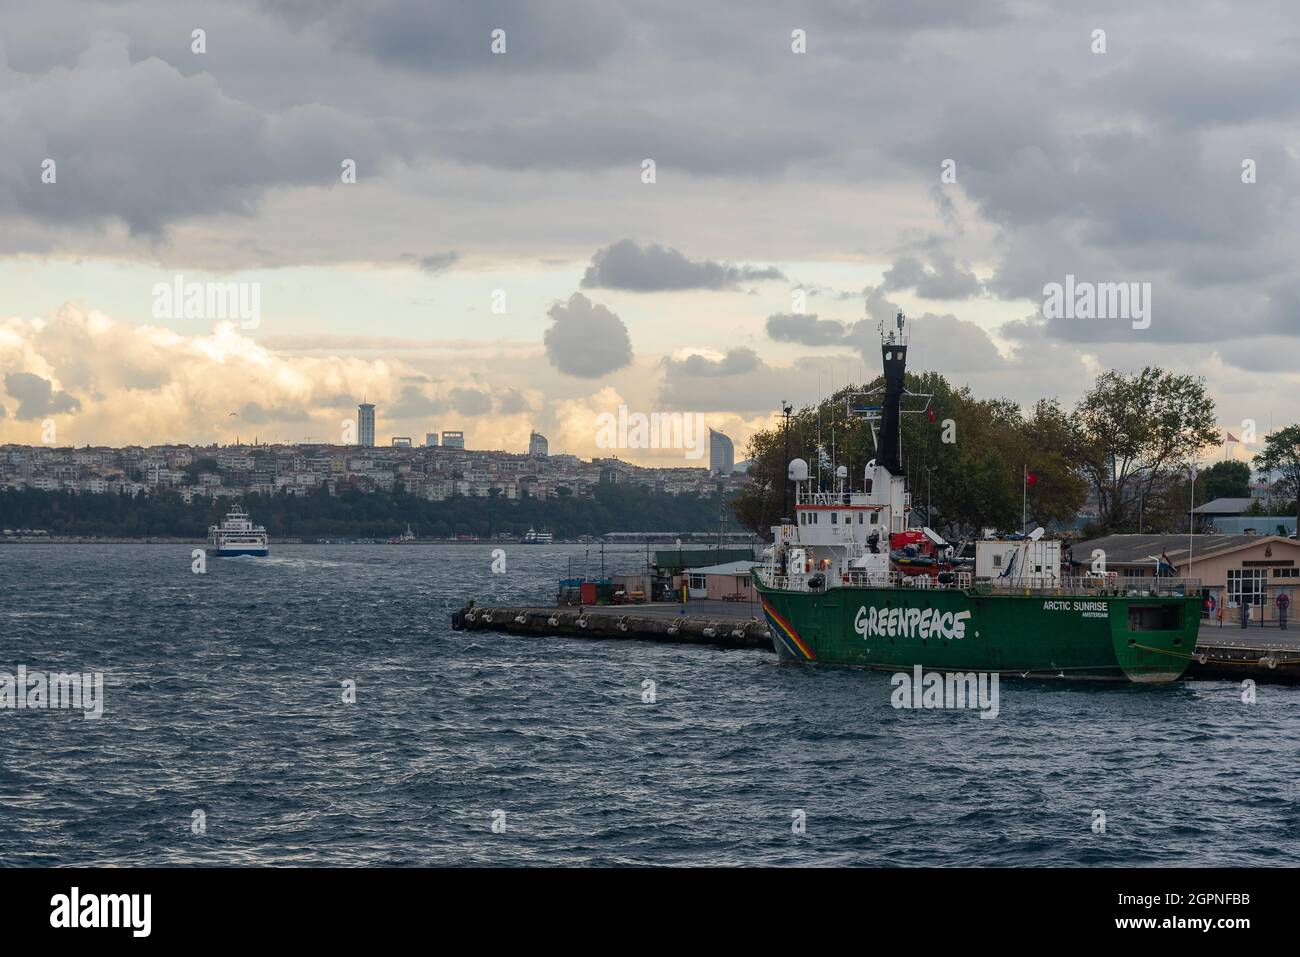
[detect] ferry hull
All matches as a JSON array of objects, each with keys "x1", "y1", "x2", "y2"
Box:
[
  {"x1": 209, "y1": 546, "x2": 269, "y2": 557},
  {"x1": 755, "y1": 580, "x2": 1199, "y2": 683}
]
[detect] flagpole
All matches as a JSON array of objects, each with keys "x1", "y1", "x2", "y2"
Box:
[
  {"x1": 1022, "y1": 464, "x2": 1027, "y2": 536},
  {"x1": 1188, "y1": 461, "x2": 1196, "y2": 583}
]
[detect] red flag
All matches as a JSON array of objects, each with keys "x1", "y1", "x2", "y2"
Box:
[
  {"x1": 1226, "y1": 432, "x2": 1239, "y2": 443},
  {"x1": 1026, "y1": 469, "x2": 1038, "y2": 486},
  {"x1": 926, "y1": 407, "x2": 936, "y2": 423}
]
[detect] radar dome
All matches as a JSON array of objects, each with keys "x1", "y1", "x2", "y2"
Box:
[
  {"x1": 787, "y1": 458, "x2": 809, "y2": 481},
  {"x1": 835, "y1": 465, "x2": 848, "y2": 480}
]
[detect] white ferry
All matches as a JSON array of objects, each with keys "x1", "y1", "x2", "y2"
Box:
[
  {"x1": 388, "y1": 523, "x2": 417, "y2": 544},
  {"x1": 523, "y1": 527, "x2": 554, "y2": 544},
  {"x1": 207, "y1": 504, "x2": 270, "y2": 557}
]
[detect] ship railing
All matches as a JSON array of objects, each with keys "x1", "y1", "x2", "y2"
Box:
[
  {"x1": 758, "y1": 566, "x2": 1201, "y2": 598},
  {"x1": 972, "y1": 576, "x2": 1202, "y2": 597},
  {"x1": 796, "y1": 491, "x2": 874, "y2": 507}
]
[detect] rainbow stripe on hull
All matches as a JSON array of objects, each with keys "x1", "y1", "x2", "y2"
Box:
[{"x1": 760, "y1": 594, "x2": 816, "y2": 661}]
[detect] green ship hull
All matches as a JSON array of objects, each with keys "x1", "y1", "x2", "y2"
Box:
[{"x1": 755, "y1": 577, "x2": 1200, "y2": 683}]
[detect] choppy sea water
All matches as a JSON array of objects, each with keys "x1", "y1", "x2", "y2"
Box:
[{"x1": 1, "y1": 543, "x2": 1298, "y2": 867}]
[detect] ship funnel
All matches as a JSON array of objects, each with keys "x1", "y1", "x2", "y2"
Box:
[
  {"x1": 876, "y1": 312, "x2": 908, "y2": 475},
  {"x1": 787, "y1": 458, "x2": 809, "y2": 481}
]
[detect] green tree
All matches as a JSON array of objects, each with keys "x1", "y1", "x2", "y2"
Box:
[
  {"x1": 1254, "y1": 425, "x2": 1300, "y2": 533},
  {"x1": 1199, "y1": 460, "x2": 1251, "y2": 501},
  {"x1": 1071, "y1": 367, "x2": 1219, "y2": 531},
  {"x1": 730, "y1": 372, "x2": 1084, "y2": 540}
]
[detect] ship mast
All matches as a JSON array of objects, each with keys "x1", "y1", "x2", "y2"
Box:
[{"x1": 876, "y1": 311, "x2": 908, "y2": 476}]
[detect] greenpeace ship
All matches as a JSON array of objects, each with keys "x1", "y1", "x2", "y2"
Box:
[{"x1": 752, "y1": 313, "x2": 1200, "y2": 682}]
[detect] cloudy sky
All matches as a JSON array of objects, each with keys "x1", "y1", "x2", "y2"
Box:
[{"x1": 2, "y1": 0, "x2": 1297, "y2": 463}]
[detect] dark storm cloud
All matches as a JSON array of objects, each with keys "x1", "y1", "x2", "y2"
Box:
[
  {"x1": 765, "y1": 313, "x2": 849, "y2": 346},
  {"x1": 658, "y1": 354, "x2": 847, "y2": 415},
  {"x1": 269, "y1": 0, "x2": 624, "y2": 74},
  {"x1": 543, "y1": 293, "x2": 632, "y2": 378},
  {"x1": 662, "y1": 348, "x2": 762, "y2": 378},
  {"x1": 6, "y1": 0, "x2": 1300, "y2": 373},
  {"x1": 882, "y1": 252, "x2": 983, "y2": 300},
  {"x1": 449, "y1": 387, "x2": 491, "y2": 417},
  {"x1": 3, "y1": 372, "x2": 81, "y2": 420},
  {"x1": 0, "y1": 34, "x2": 396, "y2": 235},
  {"x1": 496, "y1": 388, "x2": 529, "y2": 415},
  {"x1": 581, "y1": 240, "x2": 784, "y2": 292},
  {"x1": 403, "y1": 251, "x2": 460, "y2": 274},
  {"x1": 446, "y1": 110, "x2": 827, "y2": 176},
  {"x1": 388, "y1": 385, "x2": 448, "y2": 418}
]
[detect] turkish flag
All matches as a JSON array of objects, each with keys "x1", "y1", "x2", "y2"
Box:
[
  {"x1": 1026, "y1": 469, "x2": 1038, "y2": 486},
  {"x1": 926, "y1": 407, "x2": 936, "y2": 423}
]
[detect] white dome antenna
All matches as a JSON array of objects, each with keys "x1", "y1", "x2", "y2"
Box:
[{"x1": 788, "y1": 458, "x2": 809, "y2": 482}]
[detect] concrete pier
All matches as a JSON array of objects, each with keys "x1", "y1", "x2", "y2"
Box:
[
  {"x1": 451, "y1": 603, "x2": 769, "y2": 650},
  {"x1": 1187, "y1": 622, "x2": 1300, "y2": 683},
  {"x1": 452, "y1": 603, "x2": 1300, "y2": 682}
]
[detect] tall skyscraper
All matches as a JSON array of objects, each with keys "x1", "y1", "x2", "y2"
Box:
[
  {"x1": 528, "y1": 431, "x2": 549, "y2": 457},
  {"x1": 441, "y1": 430, "x2": 465, "y2": 449},
  {"x1": 425, "y1": 433, "x2": 439, "y2": 447},
  {"x1": 357, "y1": 403, "x2": 375, "y2": 447},
  {"x1": 709, "y1": 428, "x2": 734, "y2": 474}
]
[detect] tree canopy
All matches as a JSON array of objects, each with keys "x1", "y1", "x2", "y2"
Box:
[
  {"x1": 0, "y1": 482, "x2": 736, "y2": 540},
  {"x1": 731, "y1": 364, "x2": 1222, "y2": 540}
]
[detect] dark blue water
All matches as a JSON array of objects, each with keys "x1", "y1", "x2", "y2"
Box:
[{"x1": 2, "y1": 543, "x2": 1298, "y2": 866}]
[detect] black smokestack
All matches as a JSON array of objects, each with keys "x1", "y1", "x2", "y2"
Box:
[{"x1": 876, "y1": 315, "x2": 908, "y2": 475}]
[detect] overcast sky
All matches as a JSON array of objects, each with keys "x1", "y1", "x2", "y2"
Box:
[{"x1": 1, "y1": 0, "x2": 1297, "y2": 463}]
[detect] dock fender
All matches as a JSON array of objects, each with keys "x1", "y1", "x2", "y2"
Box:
[
  {"x1": 577, "y1": 616, "x2": 589, "y2": 629},
  {"x1": 618, "y1": 616, "x2": 629, "y2": 632}
]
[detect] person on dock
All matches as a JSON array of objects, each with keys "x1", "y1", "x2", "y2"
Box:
[
  {"x1": 1277, "y1": 592, "x2": 1291, "y2": 631},
  {"x1": 1240, "y1": 596, "x2": 1251, "y2": 629}
]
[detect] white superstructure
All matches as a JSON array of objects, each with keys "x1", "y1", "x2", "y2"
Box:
[{"x1": 206, "y1": 504, "x2": 270, "y2": 556}]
